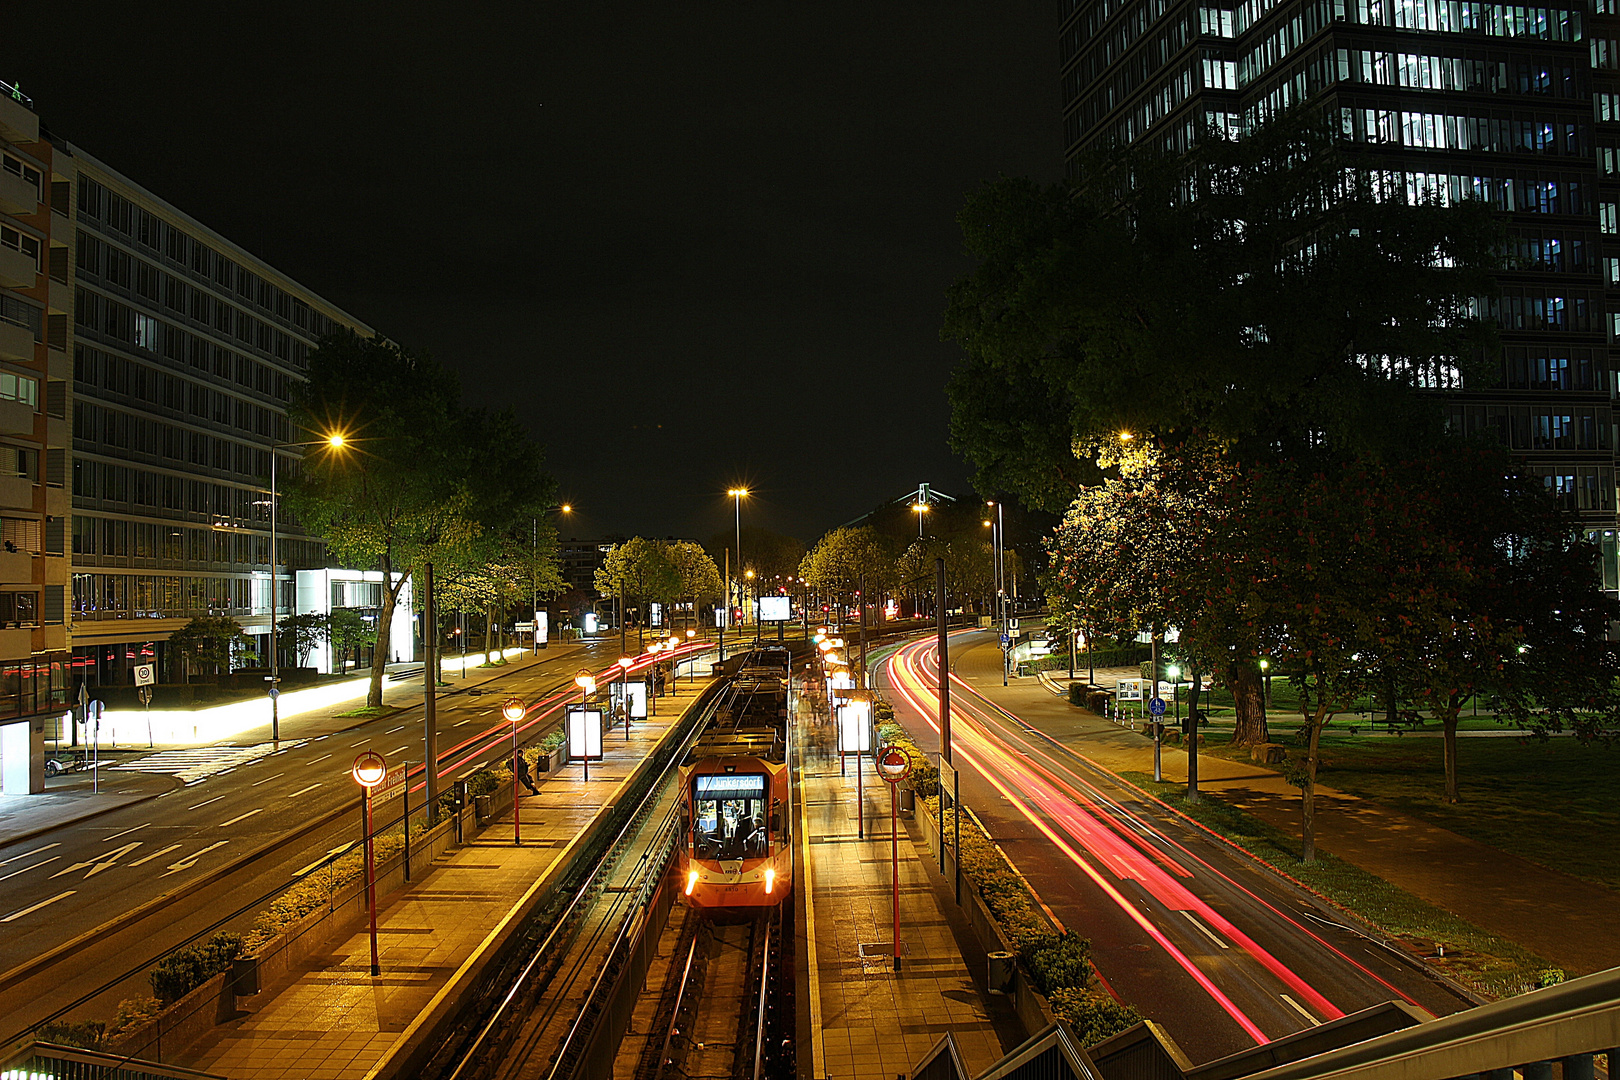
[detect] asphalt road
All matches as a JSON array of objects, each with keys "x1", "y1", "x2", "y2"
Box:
[
  {"x1": 0, "y1": 637, "x2": 709, "y2": 1040},
  {"x1": 877, "y1": 630, "x2": 1473, "y2": 1066}
]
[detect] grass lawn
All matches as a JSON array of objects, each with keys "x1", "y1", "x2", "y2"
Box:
[
  {"x1": 333, "y1": 705, "x2": 399, "y2": 719},
  {"x1": 1194, "y1": 728, "x2": 1620, "y2": 892},
  {"x1": 1121, "y1": 771, "x2": 1564, "y2": 999}
]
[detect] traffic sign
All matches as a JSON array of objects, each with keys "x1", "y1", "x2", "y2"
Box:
[
  {"x1": 875, "y1": 744, "x2": 912, "y2": 785},
  {"x1": 268, "y1": 687, "x2": 280, "y2": 700},
  {"x1": 1148, "y1": 697, "x2": 1167, "y2": 716},
  {"x1": 999, "y1": 634, "x2": 1009, "y2": 645},
  {"x1": 133, "y1": 663, "x2": 155, "y2": 687}
]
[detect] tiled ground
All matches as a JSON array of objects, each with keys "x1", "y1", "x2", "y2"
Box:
[{"x1": 800, "y1": 708, "x2": 1018, "y2": 1080}]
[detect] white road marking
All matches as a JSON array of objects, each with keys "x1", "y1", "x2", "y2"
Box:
[
  {"x1": 103, "y1": 823, "x2": 149, "y2": 842},
  {"x1": 2, "y1": 891, "x2": 75, "y2": 922},
  {"x1": 219, "y1": 808, "x2": 264, "y2": 828},
  {"x1": 293, "y1": 846, "x2": 350, "y2": 877},
  {"x1": 390, "y1": 745, "x2": 409, "y2": 754},
  {"x1": 116, "y1": 741, "x2": 300, "y2": 783},
  {"x1": 306, "y1": 753, "x2": 333, "y2": 765},
  {"x1": 385, "y1": 726, "x2": 405, "y2": 733},
  {"x1": 454, "y1": 719, "x2": 475, "y2": 727},
  {"x1": 188, "y1": 795, "x2": 226, "y2": 811},
  {"x1": 51, "y1": 842, "x2": 144, "y2": 880},
  {"x1": 1182, "y1": 911, "x2": 1230, "y2": 949},
  {"x1": 1280, "y1": 994, "x2": 1320, "y2": 1026},
  {"x1": 129, "y1": 844, "x2": 182, "y2": 867},
  {"x1": 161, "y1": 841, "x2": 228, "y2": 876},
  {"x1": 0, "y1": 842, "x2": 60, "y2": 866},
  {"x1": 250, "y1": 772, "x2": 284, "y2": 787},
  {"x1": 0, "y1": 856, "x2": 60, "y2": 883},
  {"x1": 350, "y1": 738, "x2": 370, "y2": 747},
  {"x1": 286, "y1": 783, "x2": 321, "y2": 799}
]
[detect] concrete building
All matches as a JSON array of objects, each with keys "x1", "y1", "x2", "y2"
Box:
[
  {"x1": 0, "y1": 81, "x2": 71, "y2": 792},
  {"x1": 1059, "y1": 0, "x2": 1620, "y2": 584}
]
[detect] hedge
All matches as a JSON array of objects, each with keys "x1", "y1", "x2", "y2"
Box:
[
  {"x1": 149, "y1": 932, "x2": 243, "y2": 1003},
  {"x1": 1029, "y1": 646, "x2": 1150, "y2": 673}
]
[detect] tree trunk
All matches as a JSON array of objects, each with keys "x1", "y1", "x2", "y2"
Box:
[
  {"x1": 370, "y1": 560, "x2": 398, "y2": 709},
  {"x1": 1442, "y1": 705, "x2": 1462, "y2": 803},
  {"x1": 484, "y1": 606, "x2": 494, "y2": 661},
  {"x1": 1229, "y1": 663, "x2": 1269, "y2": 745},
  {"x1": 1301, "y1": 699, "x2": 1328, "y2": 864},
  {"x1": 1186, "y1": 666, "x2": 1201, "y2": 803}
]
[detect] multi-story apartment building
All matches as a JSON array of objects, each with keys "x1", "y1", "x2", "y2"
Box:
[
  {"x1": 62, "y1": 140, "x2": 377, "y2": 687},
  {"x1": 1060, "y1": 0, "x2": 1620, "y2": 586},
  {"x1": 0, "y1": 82, "x2": 71, "y2": 790}
]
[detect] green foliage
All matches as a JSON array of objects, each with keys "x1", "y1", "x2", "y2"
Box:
[
  {"x1": 799, "y1": 526, "x2": 898, "y2": 603},
  {"x1": 1049, "y1": 988, "x2": 1144, "y2": 1046},
  {"x1": 707, "y1": 526, "x2": 807, "y2": 585},
  {"x1": 108, "y1": 996, "x2": 163, "y2": 1039},
  {"x1": 595, "y1": 537, "x2": 682, "y2": 611},
  {"x1": 168, "y1": 616, "x2": 253, "y2": 680},
  {"x1": 326, "y1": 608, "x2": 376, "y2": 674},
  {"x1": 276, "y1": 613, "x2": 326, "y2": 668},
  {"x1": 1537, "y1": 968, "x2": 1566, "y2": 988},
  {"x1": 1068, "y1": 682, "x2": 1085, "y2": 706},
  {"x1": 148, "y1": 932, "x2": 243, "y2": 1003},
  {"x1": 538, "y1": 729, "x2": 566, "y2": 754},
  {"x1": 36, "y1": 1019, "x2": 107, "y2": 1050},
  {"x1": 875, "y1": 703, "x2": 938, "y2": 796}
]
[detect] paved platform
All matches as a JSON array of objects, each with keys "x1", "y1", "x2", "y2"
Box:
[
  {"x1": 798, "y1": 694, "x2": 1022, "y2": 1080},
  {"x1": 175, "y1": 681, "x2": 704, "y2": 1080}
]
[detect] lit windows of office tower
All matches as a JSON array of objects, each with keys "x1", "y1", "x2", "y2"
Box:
[{"x1": 1060, "y1": 0, "x2": 1620, "y2": 592}]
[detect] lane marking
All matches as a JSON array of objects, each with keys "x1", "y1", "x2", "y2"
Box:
[
  {"x1": 286, "y1": 783, "x2": 321, "y2": 799},
  {"x1": 250, "y1": 772, "x2": 284, "y2": 787},
  {"x1": 187, "y1": 796, "x2": 226, "y2": 811},
  {"x1": 51, "y1": 842, "x2": 144, "y2": 879},
  {"x1": 219, "y1": 808, "x2": 264, "y2": 828},
  {"x1": 385, "y1": 726, "x2": 405, "y2": 733},
  {"x1": 0, "y1": 842, "x2": 60, "y2": 866},
  {"x1": 2, "y1": 891, "x2": 75, "y2": 922},
  {"x1": 390, "y1": 745, "x2": 409, "y2": 754},
  {"x1": 454, "y1": 719, "x2": 475, "y2": 727},
  {"x1": 350, "y1": 739, "x2": 370, "y2": 747},
  {"x1": 162, "y1": 841, "x2": 228, "y2": 876},
  {"x1": 1183, "y1": 911, "x2": 1230, "y2": 950},
  {"x1": 129, "y1": 844, "x2": 182, "y2": 867},
  {"x1": 306, "y1": 753, "x2": 333, "y2": 766},
  {"x1": 0, "y1": 856, "x2": 60, "y2": 883},
  {"x1": 1281, "y1": 994, "x2": 1321, "y2": 1026},
  {"x1": 293, "y1": 846, "x2": 350, "y2": 877},
  {"x1": 103, "y1": 823, "x2": 150, "y2": 842}
]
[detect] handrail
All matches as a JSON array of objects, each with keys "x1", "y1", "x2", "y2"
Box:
[{"x1": 751, "y1": 916, "x2": 773, "y2": 1080}]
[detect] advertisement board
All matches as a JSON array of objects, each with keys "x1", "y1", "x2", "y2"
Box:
[
  {"x1": 567, "y1": 706, "x2": 604, "y2": 761},
  {"x1": 837, "y1": 700, "x2": 873, "y2": 754},
  {"x1": 758, "y1": 595, "x2": 792, "y2": 622},
  {"x1": 611, "y1": 680, "x2": 648, "y2": 719},
  {"x1": 535, "y1": 610, "x2": 548, "y2": 646}
]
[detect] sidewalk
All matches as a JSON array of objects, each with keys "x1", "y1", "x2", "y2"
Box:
[
  {"x1": 798, "y1": 699, "x2": 1022, "y2": 1080},
  {"x1": 958, "y1": 638, "x2": 1620, "y2": 978},
  {"x1": 172, "y1": 680, "x2": 701, "y2": 1080}
]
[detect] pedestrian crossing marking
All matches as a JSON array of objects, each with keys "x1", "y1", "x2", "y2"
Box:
[{"x1": 114, "y1": 741, "x2": 305, "y2": 783}]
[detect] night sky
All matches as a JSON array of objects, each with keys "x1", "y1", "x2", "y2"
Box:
[{"x1": 10, "y1": 4, "x2": 1062, "y2": 543}]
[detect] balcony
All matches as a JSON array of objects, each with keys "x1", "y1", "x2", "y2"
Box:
[
  {"x1": 0, "y1": 475, "x2": 33, "y2": 510},
  {"x1": 0, "y1": 169, "x2": 37, "y2": 218},
  {"x1": 0, "y1": 318, "x2": 30, "y2": 363},
  {"x1": 0, "y1": 90, "x2": 36, "y2": 146},
  {"x1": 0, "y1": 548, "x2": 31, "y2": 585},
  {"x1": 0, "y1": 246, "x2": 35, "y2": 289},
  {"x1": 0, "y1": 399, "x2": 34, "y2": 437}
]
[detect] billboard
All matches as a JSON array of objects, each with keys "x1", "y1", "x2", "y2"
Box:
[
  {"x1": 758, "y1": 595, "x2": 792, "y2": 622},
  {"x1": 567, "y1": 706, "x2": 604, "y2": 761},
  {"x1": 611, "y1": 680, "x2": 648, "y2": 719},
  {"x1": 837, "y1": 700, "x2": 873, "y2": 754}
]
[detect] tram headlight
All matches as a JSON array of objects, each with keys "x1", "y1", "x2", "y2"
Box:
[
  {"x1": 685, "y1": 869, "x2": 700, "y2": 896},
  {"x1": 765, "y1": 868, "x2": 776, "y2": 895}
]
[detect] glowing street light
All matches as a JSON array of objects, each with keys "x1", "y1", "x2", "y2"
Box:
[
  {"x1": 575, "y1": 670, "x2": 597, "y2": 781},
  {"x1": 617, "y1": 655, "x2": 634, "y2": 737},
  {"x1": 351, "y1": 750, "x2": 387, "y2": 976},
  {"x1": 502, "y1": 698, "x2": 526, "y2": 844}
]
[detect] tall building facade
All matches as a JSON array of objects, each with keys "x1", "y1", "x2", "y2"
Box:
[
  {"x1": 1060, "y1": 0, "x2": 1620, "y2": 585},
  {"x1": 61, "y1": 144, "x2": 375, "y2": 686},
  {"x1": 0, "y1": 82, "x2": 70, "y2": 764}
]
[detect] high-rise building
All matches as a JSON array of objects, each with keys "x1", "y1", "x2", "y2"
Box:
[
  {"x1": 1059, "y1": 0, "x2": 1620, "y2": 583},
  {"x1": 0, "y1": 82, "x2": 70, "y2": 786}
]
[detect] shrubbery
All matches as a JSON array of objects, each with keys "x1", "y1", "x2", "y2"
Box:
[
  {"x1": 1049, "y1": 987, "x2": 1145, "y2": 1046},
  {"x1": 874, "y1": 701, "x2": 939, "y2": 796},
  {"x1": 149, "y1": 932, "x2": 242, "y2": 1003}
]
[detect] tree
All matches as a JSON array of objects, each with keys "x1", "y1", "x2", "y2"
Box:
[
  {"x1": 169, "y1": 616, "x2": 253, "y2": 683},
  {"x1": 595, "y1": 538, "x2": 681, "y2": 642},
  {"x1": 287, "y1": 330, "x2": 555, "y2": 706},
  {"x1": 666, "y1": 541, "x2": 723, "y2": 630},
  {"x1": 942, "y1": 113, "x2": 1500, "y2": 511},
  {"x1": 326, "y1": 609, "x2": 375, "y2": 675},
  {"x1": 276, "y1": 613, "x2": 326, "y2": 670},
  {"x1": 800, "y1": 526, "x2": 897, "y2": 669}
]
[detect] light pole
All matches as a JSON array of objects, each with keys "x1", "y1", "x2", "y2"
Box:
[
  {"x1": 685, "y1": 628, "x2": 697, "y2": 683},
  {"x1": 574, "y1": 669, "x2": 596, "y2": 783},
  {"x1": 728, "y1": 488, "x2": 748, "y2": 628},
  {"x1": 616, "y1": 654, "x2": 633, "y2": 737},
  {"x1": 502, "y1": 697, "x2": 526, "y2": 844},
  {"x1": 532, "y1": 505, "x2": 571, "y2": 657},
  {"x1": 988, "y1": 501, "x2": 1007, "y2": 686},
  {"x1": 913, "y1": 501, "x2": 928, "y2": 539},
  {"x1": 745, "y1": 569, "x2": 755, "y2": 639},
  {"x1": 352, "y1": 751, "x2": 387, "y2": 977},
  {"x1": 267, "y1": 432, "x2": 347, "y2": 742}
]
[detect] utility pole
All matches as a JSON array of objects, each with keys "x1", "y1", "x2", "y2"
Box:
[{"x1": 424, "y1": 561, "x2": 439, "y2": 815}]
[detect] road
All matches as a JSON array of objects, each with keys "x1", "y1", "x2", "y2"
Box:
[
  {"x1": 877, "y1": 630, "x2": 1473, "y2": 1064},
  {"x1": 0, "y1": 637, "x2": 712, "y2": 1040}
]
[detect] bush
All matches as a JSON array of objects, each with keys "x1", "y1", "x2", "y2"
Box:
[
  {"x1": 1048, "y1": 987, "x2": 1143, "y2": 1046},
  {"x1": 108, "y1": 996, "x2": 163, "y2": 1039},
  {"x1": 36, "y1": 1020, "x2": 107, "y2": 1050},
  {"x1": 243, "y1": 830, "x2": 405, "y2": 951},
  {"x1": 1068, "y1": 682, "x2": 1086, "y2": 706},
  {"x1": 149, "y1": 932, "x2": 242, "y2": 1003},
  {"x1": 1028, "y1": 933, "x2": 1093, "y2": 997},
  {"x1": 538, "y1": 728, "x2": 565, "y2": 754},
  {"x1": 875, "y1": 711, "x2": 938, "y2": 796}
]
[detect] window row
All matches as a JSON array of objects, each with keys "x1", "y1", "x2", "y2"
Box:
[
  {"x1": 1, "y1": 152, "x2": 41, "y2": 199},
  {"x1": 71, "y1": 572, "x2": 291, "y2": 621},
  {"x1": 0, "y1": 368, "x2": 38, "y2": 408},
  {"x1": 1500, "y1": 346, "x2": 1607, "y2": 391},
  {"x1": 1367, "y1": 169, "x2": 1588, "y2": 216},
  {"x1": 0, "y1": 294, "x2": 42, "y2": 341},
  {"x1": 75, "y1": 345, "x2": 289, "y2": 443},
  {"x1": 71, "y1": 459, "x2": 320, "y2": 540},
  {"x1": 1507, "y1": 229, "x2": 1598, "y2": 273},
  {"x1": 77, "y1": 175, "x2": 341, "y2": 339},
  {"x1": 1527, "y1": 465, "x2": 1616, "y2": 511},
  {"x1": 71, "y1": 514, "x2": 320, "y2": 571},
  {"x1": 1341, "y1": 0, "x2": 1582, "y2": 40},
  {"x1": 1068, "y1": 11, "x2": 1198, "y2": 134},
  {"x1": 1487, "y1": 288, "x2": 1601, "y2": 331},
  {"x1": 0, "y1": 656, "x2": 69, "y2": 722},
  {"x1": 1445, "y1": 403, "x2": 1614, "y2": 450},
  {"x1": 74, "y1": 298, "x2": 298, "y2": 403},
  {"x1": 1, "y1": 223, "x2": 40, "y2": 272},
  {"x1": 1339, "y1": 106, "x2": 1589, "y2": 156},
  {"x1": 73, "y1": 401, "x2": 291, "y2": 478}
]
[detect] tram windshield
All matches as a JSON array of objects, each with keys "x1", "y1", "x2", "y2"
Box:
[{"x1": 693, "y1": 773, "x2": 768, "y2": 859}]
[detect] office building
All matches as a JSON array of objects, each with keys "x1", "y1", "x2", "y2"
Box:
[{"x1": 1060, "y1": 0, "x2": 1620, "y2": 583}]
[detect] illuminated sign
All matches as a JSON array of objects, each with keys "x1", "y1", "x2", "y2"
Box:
[{"x1": 758, "y1": 595, "x2": 792, "y2": 622}]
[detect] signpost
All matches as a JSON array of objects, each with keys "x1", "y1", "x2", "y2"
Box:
[
  {"x1": 135, "y1": 665, "x2": 156, "y2": 747},
  {"x1": 875, "y1": 744, "x2": 912, "y2": 972},
  {"x1": 1149, "y1": 697, "x2": 1166, "y2": 781}
]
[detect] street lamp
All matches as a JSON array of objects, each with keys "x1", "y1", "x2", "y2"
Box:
[
  {"x1": 575, "y1": 669, "x2": 597, "y2": 782},
  {"x1": 728, "y1": 487, "x2": 748, "y2": 633},
  {"x1": 267, "y1": 432, "x2": 347, "y2": 743},
  {"x1": 1259, "y1": 658, "x2": 1271, "y2": 707},
  {"x1": 501, "y1": 697, "x2": 526, "y2": 844},
  {"x1": 531, "y1": 504, "x2": 573, "y2": 658},
  {"x1": 987, "y1": 500, "x2": 1007, "y2": 686},
  {"x1": 351, "y1": 750, "x2": 387, "y2": 977},
  {"x1": 616, "y1": 655, "x2": 634, "y2": 737},
  {"x1": 685, "y1": 627, "x2": 697, "y2": 683},
  {"x1": 1168, "y1": 664, "x2": 1182, "y2": 727}
]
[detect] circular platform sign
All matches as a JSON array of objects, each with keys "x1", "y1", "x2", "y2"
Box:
[
  {"x1": 875, "y1": 744, "x2": 912, "y2": 785},
  {"x1": 352, "y1": 750, "x2": 387, "y2": 788},
  {"x1": 1148, "y1": 697, "x2": 1167, "y2": 716}
]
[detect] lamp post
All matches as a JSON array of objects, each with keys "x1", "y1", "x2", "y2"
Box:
[
  {"x1": 502, "y1": 697, "x2": 526, "y2": 844},
  {"x1": 1260, "y1": 658, "x2": 1271, "y2": 707},
  {"x1": 685, "y1": 628, "x2": 697, "y2": 683},
  {"x1": 532, "y1": 505, "x2": 571, "y2": 658},
  {"x1": 574, "y1": 669, "x2": 596, "y2": 782},
  {"x1": 1168, "y1": 664, "x2": 1181, "y2": 727},
  {"x1": 267, "y1": 432, "x2": 347, "y2": 742},
  {"x1": 616, "y1": 655, "x2": 633, "y2": 737},
  {"x1": 728, "y1": 487, "x2": 748, "y2": 632},
  {"x1": 745, "y1": 569, "x2": 755, "y2": 638},
  {"x1": 351, "y1": 751, "x2": 387, "y2": 977}
]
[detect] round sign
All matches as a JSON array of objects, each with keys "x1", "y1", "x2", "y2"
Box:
[
  {"x1": 1148, "y1": 697, "x2": 1167, "y2": 716},
  {"x1": 268, "y1": 687, "x2": 280, "y2": 700},
  {"x1": 875, "y1": 744, "x2": 912, "y2": 785},
  {"x1": 352, "y1": 750, "x2": 387, "y2": 787}
]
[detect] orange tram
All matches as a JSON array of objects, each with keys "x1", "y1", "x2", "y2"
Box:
[{"x1": 677, "y1": 646, "x2": 795, "y2": 913}]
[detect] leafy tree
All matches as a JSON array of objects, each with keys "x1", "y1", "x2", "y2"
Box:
[
  {"x1": 800, "y1": 526, "x2": 897, "y2": 665},
  {"x1": 595, "y1": 537, "x2": 681, "y2": 642},
  {"x1": 287, "y1": 330, "x2": 555, "y2": 706},
  {"x1": 666, "y1": 541, "x2": 724, "y2": 629},
  {"x1": 169, "y1": 616, "x2": 253, "y2": 682},
  {"x1": 276, "y1": 613, "x2": 326, "y2": 670},
  {"x1": 326, "y1": 608, "x2": 376, "y2": 675},
  {"x1": 942, "y1": 114, "x2": 1500, "y2": 511}
]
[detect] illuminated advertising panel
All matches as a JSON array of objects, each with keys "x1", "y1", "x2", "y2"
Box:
[{"x1": 758, "y1": 595, "x2": 792, "y2": 622}]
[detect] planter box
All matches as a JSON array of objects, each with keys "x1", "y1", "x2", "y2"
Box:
[{"x1": 106, "y1": 969, "x2": 233, "y2": 1063}]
